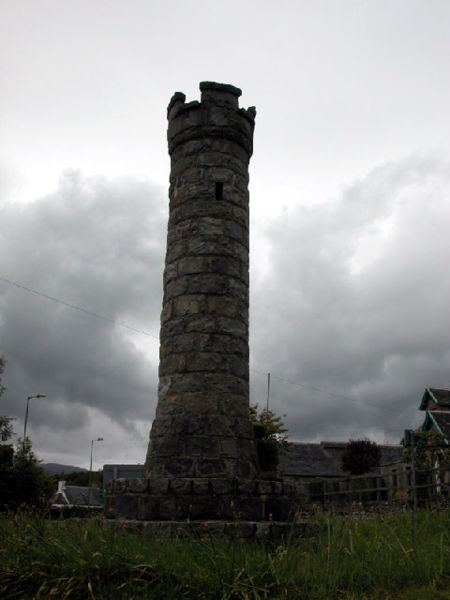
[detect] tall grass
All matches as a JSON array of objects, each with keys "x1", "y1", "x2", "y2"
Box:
[{"x1": 0, "y1": 510, "x2": 448, "y2": 599}]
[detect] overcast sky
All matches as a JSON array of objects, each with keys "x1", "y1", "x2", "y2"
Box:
[{"x1": 1, "y1": 0, "x2": 449, "y2": 469}]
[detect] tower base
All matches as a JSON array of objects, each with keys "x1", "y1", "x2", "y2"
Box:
[{"x1": 105, "y1": 476, "x2": 303, "y2": 522}]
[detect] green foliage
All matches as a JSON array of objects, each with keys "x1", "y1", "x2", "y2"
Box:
[
  {"x1": 53, "y1": 468, "x2": 103, "y2": 487},
  {"x1": 0, "y1": 437, "x2": 54, "y2": 510},
  {"x1": 0, "y1": 355, "x2": 5, "y2": 396},
  {"x1": 12, "y1": 438, "x2": 54, "y2": 507},
  {"x1": 0, "y1": 357, "x2": 54, "y2": 510},
  {"x1": 341, "y1": 439, "x2": 382, "y2": 475},
  {"x1": 403, "y1": 429, "x2": 450, "y2": 470},
  {"x1": 0, "y1": 358, "x2": 14, "y2": 442},
  {"x1": 249, "y1": 404, "x2": 290, "y2": 474},
  {"x1": 0, "y1": 510, "x2": 448, "y2": 599},
  {"x1": 0, "y1": 415, "x2": 14, "y2": 442}
]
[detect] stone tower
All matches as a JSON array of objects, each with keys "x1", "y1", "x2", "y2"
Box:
[
  {"x1": 145, "y1": 81, "x2": 258, "y2": 481},
  {"x1": 106, "y1": 83, "x2": 301, "y2": 523}
]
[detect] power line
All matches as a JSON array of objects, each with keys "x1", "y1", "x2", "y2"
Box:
[
  {"x1": 0, "y1": 275, "x2": 158, "y2": 339},
  {"x1": 250, "y1": 367, "x2": 381, "y2": 409},
  {"x1": 1, "y1": 274, "x2": 380, "y2": 410}
]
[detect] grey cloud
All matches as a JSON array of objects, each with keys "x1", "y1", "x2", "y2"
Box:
[
  {"x1": 250, "y1": 151, "x2": 450, "y2": 443},
  {"x1": 0, "y1": 171, "x2": 166, "y2": 452},
  {"x1": 1, "y1": 152, "x2": 449, "y2": 465}
]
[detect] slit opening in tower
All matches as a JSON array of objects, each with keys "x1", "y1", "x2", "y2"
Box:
[{"x1": 215, "y1": 182, "x2": 223, "y2": 200}]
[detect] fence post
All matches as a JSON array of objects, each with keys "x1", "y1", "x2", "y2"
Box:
[{"x1": 405, "y1": 429, "x2": 418, "y2": 512}]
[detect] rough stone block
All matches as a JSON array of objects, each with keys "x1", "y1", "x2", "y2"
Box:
[
  {"x1": 164, "y1": 458, "x2": 195, "y2": 477},
  {"x1": 207, "y1": 296, "x2": 238, "y2": 318},
  {"x1": 233, "y1": 497, "x2": 263, "y2": 521},
  {"x1": 148, "y1": 478, "x2": 170, "y2": 495},
  {"x1": 185, "y1": 435, "x2": 220, "y2": 456},
  {"x1": 129, "y1": 478, "x2": 149, "y2": 493},
  {"x1": 224, "y1": 522, "x2": 256, "y2": 539},
  {"x1": 219, "y1": 438, "x2": 239, "y2": 459},
  {"x1": 210, "y1": 478, "x2": 236, "y2": 495},
  {"x1": 186, "y1": 273, "x2": 228, "y2": 295},
  {"x1": 169, "y1": 478, "x2": 193, "y2": 495},
  {"x1": 258, "y1": 481, "x2": 273, "y2": 496},
  {"x1": 159, "y1": 497, "x2": 177, "y2": 520},
  {"x1": 137, "y1": 497, "x2": 160, "y2": 520},
  {"x1": 189, "y1": 496, "x2": 222, "y2": 520},
  {"x1": 265, "y1": 497, "x2": 291, "y2": 521},
  {"x1": 237, "y1": 479, "x2": 257, "y2": 495},
  {"x1": 192, "y1": 478, "x2": 211, "y2": 495},
  {"x1": 150, "y1": 436, "x2": 185, "y2": 457},
  {"x1": 196, "y1": 458, "x2": 227, "y2": 476},
  {"x1": 115, "y1": 494, "x2": 139, "y2": 519},
  {"x1": 272, "y1": 481, "x2": 283, "y2": 496},
  {"x1": 232, "y1": 459, "x2": 256, "y2": 479},
  {"x1": 172, "y1": 295, "x2": 204, "y2": 317},
  {"x1": 159, "y1": 354, "x2": 186, "y2": 375},
  {"x1": 196, "y1": 217, "x2": 225, "y2": 236}
]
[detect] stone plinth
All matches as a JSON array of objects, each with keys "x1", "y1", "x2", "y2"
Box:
[
  {"x1": 105, "y1": 477, "x2": 301, "y2": 522},
  {"x1": 99, "y1": 518, "x2": 321, "y2": 543}
]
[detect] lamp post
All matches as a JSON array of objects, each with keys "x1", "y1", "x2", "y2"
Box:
[
  {"x1": 88, "y1": 437, "x2": 104, "y2": 509},
  {"x1": 24, "y1": 393, "x2": 46, "y2": 438}
]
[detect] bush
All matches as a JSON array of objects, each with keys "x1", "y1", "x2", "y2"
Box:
[
  {"x1": 341, "y1": 439, "x2": 381, "y2": 475},
  {"x1": 249, "y1": 405, "x2": 290, "y2": 474}
]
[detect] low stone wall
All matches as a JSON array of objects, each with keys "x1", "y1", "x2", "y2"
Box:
[
  {"x1": 99, "y1": 518, "x2": 321, "y2": 542},
  {"x1": 105, "y1": 477, "x2": 303, "y2": 522}
]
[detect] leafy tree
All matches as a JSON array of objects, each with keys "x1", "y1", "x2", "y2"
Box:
[
  {"x1": 0, "y1": 358, "x2": 54, "y2": 510},
  {"x1": 403, "y1": 430, "x2": 449, "y2": 470},
  {"x1": 0, "y1": 355, "x2": 5, "y2": 395},
  {"x1": 341, "y1": 439, "x2": 381, "y2": 475},
  {"x1": 0, "y1": 358, "x2": 13, "y2": 442},
  {"x1": 12, "y1": 438, "x2": 54, "y2": 507},
  {"x1": 55, "y1": 469, "x2": 103, "y2": 487},
  {"x1": 249, "y1": 405, "x2": 290, "y2": 474},
  {"x1": 0, "y1": 416, "x2": 14, "y2": 442}
]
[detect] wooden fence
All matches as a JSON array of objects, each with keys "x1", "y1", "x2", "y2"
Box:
[{"x1": 308, "y1": 462, "x2": 450, "y2": 511}]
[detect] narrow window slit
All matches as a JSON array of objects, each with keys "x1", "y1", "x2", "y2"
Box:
[{"x1": 215, "y1": 182, "x2": 223, "y2": 200}]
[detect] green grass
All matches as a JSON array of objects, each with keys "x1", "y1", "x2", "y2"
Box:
[{"x1": 0, "y1": 510, "x2": 449, "y2": 599}]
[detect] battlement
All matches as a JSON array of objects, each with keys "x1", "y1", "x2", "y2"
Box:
[
  {"x1": 200, "y1": 81, "x2": 241, "y2": 108},
  {"x1": 167, "y1": 81, "x2": 256, "y2": 156}
]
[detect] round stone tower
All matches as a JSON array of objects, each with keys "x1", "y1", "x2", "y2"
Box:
[{"x1": 145, "y1": 81, "x2": 258, "y2": 481}]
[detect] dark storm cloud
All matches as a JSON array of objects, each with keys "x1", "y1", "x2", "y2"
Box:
[
  {"x1": 0, "y1": 171, "x2": 166, "y2": 445},
  {"x1": 250, "y1": 151, "x2": 450, "y2": 443},
  {"x1": 1, "y1": 151, "x2": 449, "y2": 464}
]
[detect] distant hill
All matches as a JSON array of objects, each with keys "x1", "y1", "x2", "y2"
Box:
[{"x1": 41, "y1": 463, "x2": 88, "y2": 475}]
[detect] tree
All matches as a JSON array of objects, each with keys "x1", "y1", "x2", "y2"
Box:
[
  {"x1": 0, "y1": 358, "x2": 54, "y2": 510},
  {"x1": 0, "y1": 358, "x2": 13, "y2": 442},
  {"x1": 403, "y1": 429, "x2": 449, "y2": 470},
  {"x1": 0, "y1": 416, "x2": 14, "y2": 442},
  {"x1": 55, "y1": 469, "x2": 103, "y2": 487},
  {"x1": 249, "y1": 405, "x2": 290, "y2": 474},
  {"x1": 341, "y1": 439, "x2": 381, "y2": 475}
]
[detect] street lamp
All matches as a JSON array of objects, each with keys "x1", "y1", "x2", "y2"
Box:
[
  {"x1": 88, "y1": 437, "x2": 104, "y2": 508},
  {"x1": 24, "y1": 393, "x2": 46, "y2": 438}
]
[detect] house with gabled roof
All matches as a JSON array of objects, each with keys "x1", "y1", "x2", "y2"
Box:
[
  {"x1": 280, "y1": 441, "x2": 403, "y2": 480},
  {"x1": 419, "y1": 388, "x2": 450, "y2": 444},
  {"x1": 49, "y1": 480, "x2": 102, "y2": 512}
]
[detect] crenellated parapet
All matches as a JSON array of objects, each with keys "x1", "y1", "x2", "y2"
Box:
[{"x1": 167, "y1": 82, "x2": 256, "y2": 157}]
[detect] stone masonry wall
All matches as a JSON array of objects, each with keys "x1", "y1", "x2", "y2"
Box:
[
  {"x1": 106, "y1": 476, "x2": 301, "y2": 522},
  {"x1": 144, "y1": 82, "x2": 259, "y2": 481}
]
